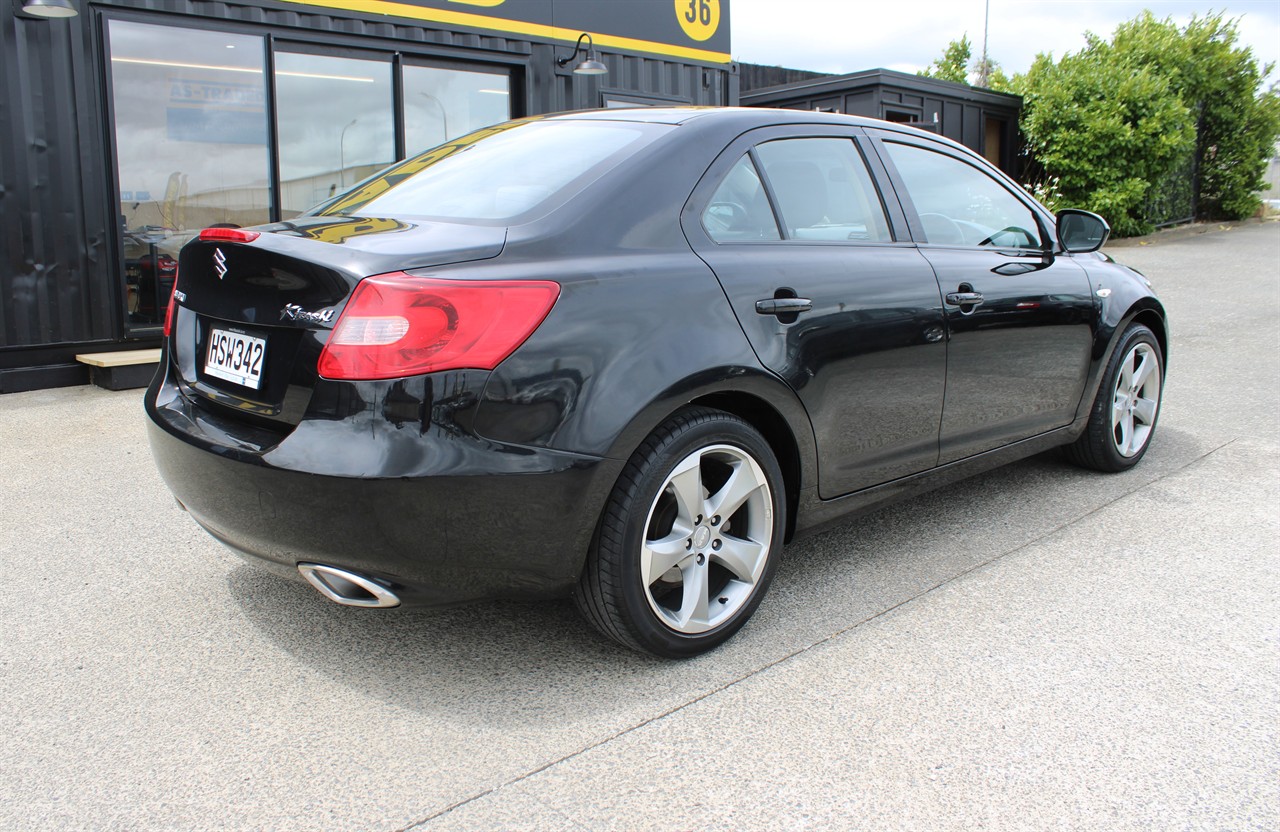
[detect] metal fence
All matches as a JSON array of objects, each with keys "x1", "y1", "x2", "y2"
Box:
[{"x1": 1142, "y1": 146, "x2": 1199, "y2": 228}]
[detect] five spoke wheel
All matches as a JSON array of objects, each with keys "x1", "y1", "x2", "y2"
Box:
[
  {"x1": 1111, "y1": 341, "x2": 1161, "y2": 458},
  {"x1": 641, "y1": 444, "x2": 773, "y2": 634},
  {"x1": 575, "y1": 408, "x2": 785, "y2": 657},
  {"x1": 1066, "y1": 322, "x2": 1164, "y2": 472}
]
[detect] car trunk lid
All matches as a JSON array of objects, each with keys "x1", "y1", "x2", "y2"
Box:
[{"x1": 168, "y1": 217, "x2": 505, "y2": 426}]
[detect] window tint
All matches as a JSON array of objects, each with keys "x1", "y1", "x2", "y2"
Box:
[
  {"x1": 755, "y1": 138, "x2": 892, "y2": 242},
  {"x1": 883, "y1": 141, "x2": 1042, "y2": 249},
  {"x1": 702, "y1": 154, "x2": 781, "y2": 242},
  {"x1": 319, "y1": 120, "x2": 664, "y2": 222}
]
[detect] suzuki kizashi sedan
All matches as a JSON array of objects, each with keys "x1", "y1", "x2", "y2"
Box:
[{"x1": 146, "y1": 108, "x2": 1167, "y2": 657}]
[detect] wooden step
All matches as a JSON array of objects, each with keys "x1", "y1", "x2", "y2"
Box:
[{"x1": 75, "y1": 349, "x2": 162, "y2": 390}]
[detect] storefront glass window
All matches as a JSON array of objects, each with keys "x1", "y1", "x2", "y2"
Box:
[
  {"x1": 108, "y1": 20, "x2": 270, "y2": 330},
  {"x1": 275, "y1": 53, "x2": 394, "y2": 218},
  {"x1": 403, "y1": 65, "x2": 511, "y2": 154}
]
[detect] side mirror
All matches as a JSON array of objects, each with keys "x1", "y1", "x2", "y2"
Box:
[{"x1": 1056, "y1": 209, "x2": 1110, "y2": 253}]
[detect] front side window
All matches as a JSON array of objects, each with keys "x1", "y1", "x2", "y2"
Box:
[
  {"x1": 108, "y1": 20, "x2": 271, "y2": 331},
  {"x1": 883, "y1": 141, "x2": 1041, "y2": 249},
  {"x1": 755, "y1": 138, "x2": 892, "y2": 243}
]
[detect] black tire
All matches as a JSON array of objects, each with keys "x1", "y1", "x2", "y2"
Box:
[
  {"x1": 574, "y1": 407, "x2": 786, "y2": 658},
  {"x1": 1065, "y1": 322, "x2": 1164, "y2": 472}
]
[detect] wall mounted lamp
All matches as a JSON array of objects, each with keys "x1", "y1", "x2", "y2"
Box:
[
  {"x1": 22, "y1": 0, "x2": 78, "y2": 17},
  {"x1": 556, "y1": 33, "x2": 608, "y2": 76}
]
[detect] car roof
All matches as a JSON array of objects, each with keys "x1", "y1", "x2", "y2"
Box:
[{"x1": 541, "y1": 106, "x2": 959, "y2": 145}]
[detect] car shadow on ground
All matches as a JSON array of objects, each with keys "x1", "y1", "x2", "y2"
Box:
[{"x1": 224, "y1": 426, "x2": 1206, "y2": 726}]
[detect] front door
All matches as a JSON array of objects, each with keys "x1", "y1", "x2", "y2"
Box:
[{"x1": 873, "y1": 134, "x2": 1095, "y2": 463}]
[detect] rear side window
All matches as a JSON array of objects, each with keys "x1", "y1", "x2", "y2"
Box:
[
  {"x1": 756, "y1": 138, "x2": 892, "y2": 243},
  {"x1": 316, "y1": 120, "x2": 666, "y2": 222},
  {"x1": 703, "y1": 154, "x2": 781, "y2": 242},
  {"x1": 883, "y1": 141, "x2": 1042, "y2": 249}
]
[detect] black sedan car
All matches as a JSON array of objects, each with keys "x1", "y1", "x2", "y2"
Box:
[{"x1": 146, "y1": 108, "x2": 1166, "y2": 657}]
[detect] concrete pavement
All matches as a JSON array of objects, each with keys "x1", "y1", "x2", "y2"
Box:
[{"x1": 1, "y1": 221, "x2": 1276, "y2": 830}]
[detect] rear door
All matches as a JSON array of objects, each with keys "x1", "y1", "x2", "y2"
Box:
[
  {"x1": 684, "y1": 127, "x2": 947, "y2": 499},
  {"x1": 869, "y1": 130, "x2": 1096, "y2": 464}
]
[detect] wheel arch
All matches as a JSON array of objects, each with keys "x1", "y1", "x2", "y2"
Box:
[
  {"x1": 1126, "y1": 304, "x2": 1169, "y2": 369},
  {"x1": 688, "y1": 390, "x2": 804, "y2": 542},
  {"x1": 1073, "y1": 296, "x2": 1169, "y2": 431},
  {"x1": 603, "y1": 371, "x2": 817, "y2": 544}
]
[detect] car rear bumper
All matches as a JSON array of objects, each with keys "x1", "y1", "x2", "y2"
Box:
[{"x1": 145, "y1": 365, "x2": 621, "y2": 607}]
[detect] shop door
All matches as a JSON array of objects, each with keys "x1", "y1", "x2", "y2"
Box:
[{"x1": 274, "y1": 50, "x2": 395, "y2": 219}]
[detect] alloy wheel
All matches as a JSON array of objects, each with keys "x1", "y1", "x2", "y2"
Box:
[
  {"x1": 640, "y1": 444, "x2": 774, "y2": 634},
  {"x1": 1111, "y1": 341, "x2": 1161, "y2": 457}
]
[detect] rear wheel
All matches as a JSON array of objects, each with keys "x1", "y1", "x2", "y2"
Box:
[
  {"x1": 1065, "y1": 322, "x2": 1163, "y2": 472},
  {"x1": 575, "y1": 408, "x2": 785, "y2": 658}
]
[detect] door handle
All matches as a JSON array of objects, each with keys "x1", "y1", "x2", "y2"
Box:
[
  {"x1": 945, "y1": 291, "x2": 984, "y2": 307},
  {"x1": 755, "y1": 297, "x2": 813, "y2": 316}
]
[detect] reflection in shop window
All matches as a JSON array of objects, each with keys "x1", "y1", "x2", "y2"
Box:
[
  {"x1": 107, "y1": 20, "x2": 270, "y2": 331},
  {"x1": 403, "y1": 64, "x2": 511, "y2": 154},
  {"x1": 275, "y1": 53, "x2": 394, "y2": 219}
]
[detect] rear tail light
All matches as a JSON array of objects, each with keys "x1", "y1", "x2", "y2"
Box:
[
  {"x1": 317, "y1": 273, "x2": 560, "y2": 380},
  {"x1": 162, "y1": 271, "x2": 180, "y2": 338},
  {"x1": 199, "y1": 227, "x2": 260, "y2": 243}
]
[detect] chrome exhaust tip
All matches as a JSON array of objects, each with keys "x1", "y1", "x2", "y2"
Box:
[{"x1": 298, "y1": 563, "x2": 401, "y2": 609}]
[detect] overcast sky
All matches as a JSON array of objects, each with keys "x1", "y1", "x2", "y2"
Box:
[{"x1": 730, "y1": 0, "x2": 1280, "y2": 83}]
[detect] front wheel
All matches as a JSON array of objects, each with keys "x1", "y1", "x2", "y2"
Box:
[
  {"x1": 1065, "y1": 322, "x2": 1164, "y2": 472},
  {"x1": 575, "y1": 408, "x2": 786, "y2": 658}
]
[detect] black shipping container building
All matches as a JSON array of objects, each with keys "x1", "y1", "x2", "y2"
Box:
[
  {"x1": 1, "y1": 0, "x2": 736, "y2": 391},
  {"x1": 740, "y1": 66, "x2": 1022, "y2": 178}
]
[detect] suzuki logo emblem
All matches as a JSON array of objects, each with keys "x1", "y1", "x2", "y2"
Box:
[{"x1": 213, "y1": 248, "x2": 228, "y2": 281}]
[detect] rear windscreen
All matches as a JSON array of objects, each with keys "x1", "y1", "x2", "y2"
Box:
[{"x1": 314, "y1": 119, "x2": 667, "y2": 222}]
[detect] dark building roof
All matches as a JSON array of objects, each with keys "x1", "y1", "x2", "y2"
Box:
[
  {"x1": 739, "y1": 63, "x2": 833, "y2": 93},
  {"x1": 740, "y1": 66, "x2": 1020, "y2": 109},
  {"x1": 735, "y1": 64, "x2": 1023, "y2": 178}
]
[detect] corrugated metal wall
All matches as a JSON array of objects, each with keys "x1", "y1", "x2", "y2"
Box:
[
  {"x1": 0, "y1": 0, "x2": 734, "y2": 381},
  {"x1": 1, "y1": 6, "x2": 115, "y2": 355}
]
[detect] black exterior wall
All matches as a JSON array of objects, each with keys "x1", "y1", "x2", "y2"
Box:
[
  {"x1": 0, "y1": 0, "x2": 737, "y2": 392},
  {"x1": 740, "y1": 67, "x2": 1022, "y2": 179}
]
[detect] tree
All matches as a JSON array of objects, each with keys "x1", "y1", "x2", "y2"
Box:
[
  {"x1": 1018, "y1": 43, "x2": 1195, "y2": 236},
  {"x1": 919, "y1": 36, "x2": 973, "y2": 85},
  {"x1": 973, "y1": 58, "x2": 1013, "y2": 92},
  {"x1": 1108, "y1": 12, "x2": 1280, "y2": 220},
  {"x1": 921, "y1": 35, "x2": 1012, "y2": 91},
  {"x1": 1017, "y1": 12, "x2": 1280, "y2": 233}
]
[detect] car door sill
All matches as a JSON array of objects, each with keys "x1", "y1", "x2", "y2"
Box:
[{"x1": 794, "y1": 426, "x2": 1076, "y2": 540}]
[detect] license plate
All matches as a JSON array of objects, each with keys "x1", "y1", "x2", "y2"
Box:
[{"x1": 205, "y1": 327, "x2": 266, "y2": 389}]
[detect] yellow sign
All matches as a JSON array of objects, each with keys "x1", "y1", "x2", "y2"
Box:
[
  {"x1": 271, "y1": 0, "x2": 732, "y2": 64},
  {"x1": 675, "y1": 0, "x2": 720, "y2": 43}
]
